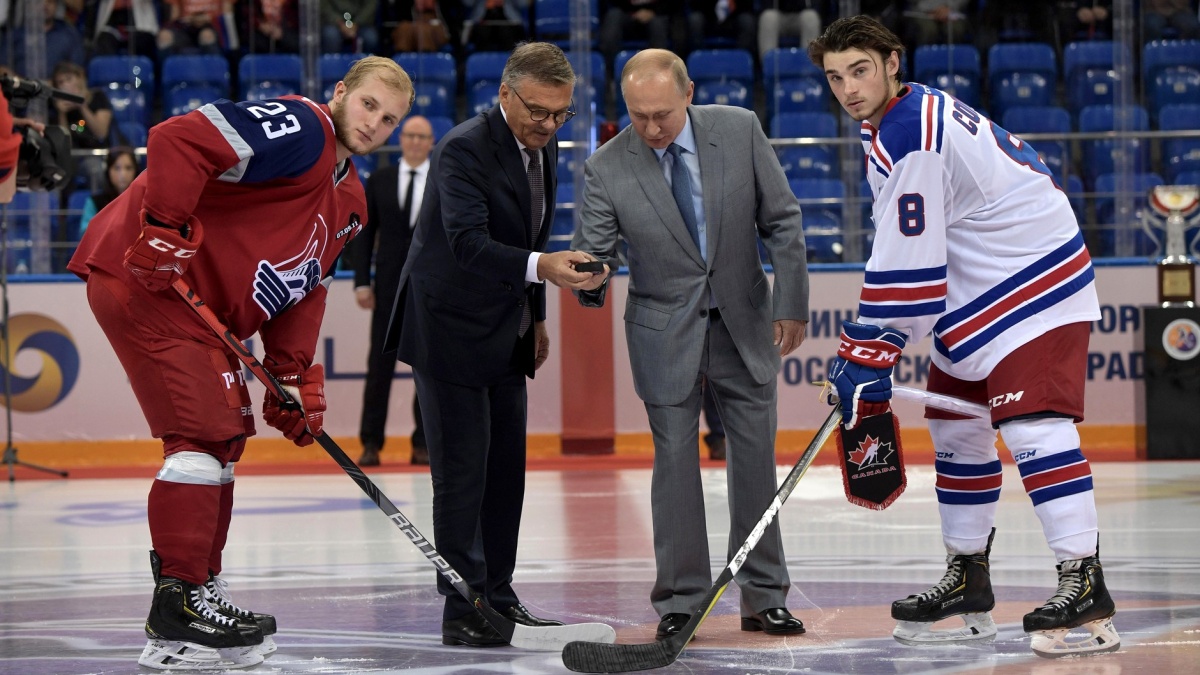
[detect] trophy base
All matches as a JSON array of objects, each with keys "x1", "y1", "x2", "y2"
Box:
[{"x1": 1158, "y1": 262, "x2": 1196, "y2": 307}]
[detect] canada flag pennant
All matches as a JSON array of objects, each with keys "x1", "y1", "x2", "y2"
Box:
[{"x1": 836, "y1": 411, "x2": 907, "y2": 510}]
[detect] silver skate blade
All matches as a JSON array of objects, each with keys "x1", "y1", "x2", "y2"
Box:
[
  {"x1": 893, "y1": 613, "x2": 998, "y2": 646},
  {"x1": 508, "y1": 621, "x2": 617, "y2": 651},
  {"x1": 1031, "y1": 616, "x2": 1121, "y2": 658}
]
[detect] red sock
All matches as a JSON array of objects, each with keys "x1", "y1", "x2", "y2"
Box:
[
  {"x1": 208, "y1": 480, "x2": 235, "y2": 576},
  {"x1": 148, "y1": 479, "x2": 220, "y2": 584}
]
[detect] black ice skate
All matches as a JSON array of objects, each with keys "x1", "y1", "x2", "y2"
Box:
[
  {"x1": 205, "y1": 573, "x2": 278, "y2": 655},
  {"x1": 139, "y1": 551, "x2": 264, "y2": 670},
  {"x1": 1024, "y1": 553, "x2": 1120, "y2": 658},
  {"x1": 891, "y1": 528, "x2": 997, "y2": 645}
]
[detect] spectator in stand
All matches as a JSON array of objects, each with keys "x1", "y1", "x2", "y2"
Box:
[
  {"x1": 1066, "y1": 1, "x2": 1112, "y2": 41},
  {"x1": 321, "y1": 0, "x2": 381, "y2": 54},
  {"x1": 390, "y1": 0, "x2": 451, "y2": 52},
  {"x1": 687, "y1": 0, "x2": 756, "y2": 57},
  {"x1": 976, "y1": 0, "x2": 1056, "y2": 55},
  {"x1": 1143, "y1": 0, "x2": 1200, "y2": 40},
  {"x1": 600, "y1": 0, "x2": 685, "y2": 70},
  {"x1": 51, "y1": 60, "x2": 115, "y2": 190},
  {"x1": 461, "y1": 0, "x2": 528, "y2": 52},
  {"x1": 758, "y1": 0, "x2": 824, "y2": 61},
  {"x1": 158, "y1": 0, "x2": 233, "y2": 58},
  {"x1": 0, "y1": 0, "x2": 87, "y2": 76},
  {"x1": 238, "y1": 0, "x2": 300, "y2": 53},
  {"x1": 87, "y1": 0, "x2": 160, "y2": 57},
  {"x1": 80, "y1": 147, "x2": 140, "y2": 232},
  {"x1": 903, "y1": 0, "x2": 974, "y2": 46}
]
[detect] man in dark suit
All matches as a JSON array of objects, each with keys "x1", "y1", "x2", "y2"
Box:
[
  {"x1": 353, "y1": 115, "x2": 435, "y2": 467},
  {"x1": 385, "y1": 42, "x2": 608, "y2": 647}
]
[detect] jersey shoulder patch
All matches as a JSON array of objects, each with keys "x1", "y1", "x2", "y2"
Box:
[{"x1": 875, "y1": 86, "x2": 947, "y2": 167}]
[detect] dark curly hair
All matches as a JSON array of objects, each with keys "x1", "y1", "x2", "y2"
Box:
[{"x1": 808, "y1": 15, "x2": 907, "y2": 83}]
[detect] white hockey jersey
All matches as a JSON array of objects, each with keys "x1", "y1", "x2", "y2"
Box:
[{"x1": 860, "y1": 83, "x2": 1100, "y2": 381}]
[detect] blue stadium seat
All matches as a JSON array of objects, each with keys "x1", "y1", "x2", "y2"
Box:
[
  {"x1": 88, "y1": 55, "x2": 155, "y2": 125},
  {"x1": 534, "y1": 0, "x2": 599, "y2": 47},
  {"x1": 1079, "y1": 105, "x2": 1149, "y2": 187},
  {"x1": 1063, "y1": 41, "x2": 1131, "y2": 117},
  {"x1": 351, "y1": 154, "x2": 375, "y2": 184},
  {"x1": 393, "y1": 52, "x2": 457, "y2": 88},
  {"x1": 1065, "y1": 174, "x2": 1086, "y2": 226},
  {"x1": 613, "y1": 49, "x2": 638, "y2": 116},
  {"x1": 1002, "y1": 106, "x2": 1071, "y2": 182},
  {"x1": 465, "y1": 51, "x2": 510, "y2": 91},
  {"x1": 687, "y1": 49, "x2": 754, "y2": 89},
  {"x1": 988, "y1": 42, "x2": 1057, "y2": 90},
  {"x1": 770, "y1": 77, "x2": 829, "y2": 116},
  {"x1": 1092, "y1": 172, "x2": 1164, "y2": 256},
  {"x1": 913, "y1": 44, "x2": 981, "y2": 107},
  {"x1": 991, "y1": 72, "x2": 1053, "y2": 123},
  {"x1": 774, "y1": 112, "x2": 838, "y2": 181},
  {"x1": 1149, "y1": 69, "x2": 1200, "y2": 123},
  {"x1": 164, "y1": 84, "x2": 226, "y2": 117},
  {"x1": 790, "y1": 178, "x2": 845, "y2": 262},
  {"x1": 318, "y1": 53, "x2": 368, "y2": 99},
  {"x1": 1142, "y1": 40, "x2": 1200, "y2": 83},
  {"x1": 238, "y1": 54, "x2": 303, "y2": 100},
  {"x1": 118, "y1": 120, "x2": 148, "y2": 148},
  {"x1": 1160, "y1": 104, "x2": 1200, "y2": 183},
  {"x1": 1177, "y1": 170, "x2": 1200, "y2": 186},
  {"x1": 567, "y1": 51, "x2": 606, "y2": 116},
  {"x1": 770, "y1": 111, "x2": 837, "y2": 139},
  {"x1": 693, "y1": 81, "x2": 749, "y2": 108},
  {"x1": 469, "y1": 81, "x2": 500, "y2": 115},
  {"x1": 548, "y1": 204, "x2": 576, "y2": 252},
  {"x1": 411, "y1": 82, "x2": 454, "y2": 119},
  {"x1": 761, "y1": 47, "x2": 823, "y2": 81},
  {"x1": 428, "y1": 115, "x2": 454, "y2": 141},
  {"x1": 162, "y1": 55, "x2": 230, "y2": 98},
  {"x1": 64, "y1": 189, "x2": 91, "y2": 242}
]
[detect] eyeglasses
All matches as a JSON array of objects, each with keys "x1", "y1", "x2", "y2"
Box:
[
  {"x1": 400, "y1": 132, "x2": 433, "y2": 140},
  {"x1": 511, "y1": 87, "x2": 576, "y2": 125}
]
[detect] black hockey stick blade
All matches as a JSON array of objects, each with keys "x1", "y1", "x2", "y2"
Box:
[
  {"x1": 171, "y1": 279, "x2": 616, "y2": 651},
  {"x1": 561, "y1": 408, "x2": 841, "y2": 673}
]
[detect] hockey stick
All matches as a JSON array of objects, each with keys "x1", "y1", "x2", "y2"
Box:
[
  {"x1": 171, "y1": 279, "x2": 616, "y2": 651},
  {"x1": 561, "y1": 407, "x2": 842, "y2": 673},
  {"x1": 892, "y1": 385, "x2": 989, "y2": 419}
]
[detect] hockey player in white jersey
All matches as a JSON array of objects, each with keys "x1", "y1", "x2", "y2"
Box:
[{"x1": 809, "y1": 15, "x2": 1119, "y2": 658}]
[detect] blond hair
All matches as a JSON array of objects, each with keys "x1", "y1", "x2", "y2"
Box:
[{"x1": 341, "y1": 55, "x2": 416, "y2": 110}]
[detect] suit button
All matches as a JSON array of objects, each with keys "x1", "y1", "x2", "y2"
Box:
[
  {"x1": 518, "y1": 299, "x2": 525, "y2": 307},
  {"x1": 699, "y1": 308, "x2": 708, "y2": 318},
  {"x1": 502, "y1": 282, "x2": 512, "y2": 291},
  {"x1": 708, "y1": 270, "x2": 714, "y2": 277}
]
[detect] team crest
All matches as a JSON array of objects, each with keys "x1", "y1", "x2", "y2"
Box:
[{"x1": 836, "y1": 411, "x2": 907, "y2": 510}]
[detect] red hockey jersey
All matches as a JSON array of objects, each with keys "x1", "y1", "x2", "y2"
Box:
[{"x1": 69, "y1": 96, "x2": 365, "y2": 367}]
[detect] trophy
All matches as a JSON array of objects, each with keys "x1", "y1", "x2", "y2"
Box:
[{"x1": 1143, "y1": 185, "x2": 1200, "y2": 307}]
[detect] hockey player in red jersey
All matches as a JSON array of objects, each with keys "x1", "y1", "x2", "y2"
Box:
[
  {"x1": 67, "y1": 56, "x2": 413, "y2": 670},
  {"x1": 810, "y1": 16, "x2": 1119, "y2": 659}
]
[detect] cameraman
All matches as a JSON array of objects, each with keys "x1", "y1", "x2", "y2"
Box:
[{"x1": 0, "y1": 88, "x2": 26, "y2": 203}]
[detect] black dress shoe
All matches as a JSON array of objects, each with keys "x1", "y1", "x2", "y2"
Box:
[
  {"x1": 410, "y1": 444, "x2": 429, "y2": 466},
  {"x1": 655, "y1": 613, "x2": 691, "y2": 641},
  {"x1": 499, "y1": 603, "x2": 564, "y2": 627},
  {"x1": 358, "y1": 446, "x2": 380, "y2": 467},
  {"x1": 705, "y1": 434, "x2": 727, "y2": 461},
  {"x1": 441, "y1": 612, "x2": 507, "y2": 647},
  {"x1": 741, "y1": 607, "x2": 805, "y2": 635}
]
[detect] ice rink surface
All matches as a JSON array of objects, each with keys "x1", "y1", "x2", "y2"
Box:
[{"x1": 3, "y1": 460, "x2": 1198, "y2": 674}]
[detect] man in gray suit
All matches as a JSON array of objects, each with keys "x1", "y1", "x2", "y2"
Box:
[{"x1": 572, "y1": 49, "x2": 810, "y2": 641}]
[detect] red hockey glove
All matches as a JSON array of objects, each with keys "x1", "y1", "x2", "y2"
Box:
[
  {"x1": 123, "y1": 210, "x2": 204, "y2": 292},
  {"x1": 263, "y1": 364, "x2": 326, "y2": 447}
]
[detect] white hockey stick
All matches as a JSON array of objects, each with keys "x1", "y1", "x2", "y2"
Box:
[{"x1": 891, "y1": 385, "x2": 990, "y2": 419}]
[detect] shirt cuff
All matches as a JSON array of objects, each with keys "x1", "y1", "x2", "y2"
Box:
[{"x1": 526, "y1": 252, "x2": 544, "y2": 284}]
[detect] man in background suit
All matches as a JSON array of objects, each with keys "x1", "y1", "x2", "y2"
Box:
[
  {"x1": 353, "y1": 115, "x2": 435, "y2": 467},
  {"x1": 386, "y1": 42, "x2": 607, "y2": 647},
  {"x1": 572, "y1": 49, "x2": 810, "y2": 641}
]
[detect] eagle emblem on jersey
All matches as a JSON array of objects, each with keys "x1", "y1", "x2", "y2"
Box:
[
  {"x1": 836, "y1": 411, "x2": 907, "y2": 510},
  {"x1": 252, "y1": 217, "x2": 329, "y2": 319}
]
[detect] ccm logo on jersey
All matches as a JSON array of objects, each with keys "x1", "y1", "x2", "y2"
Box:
[
  {"x1": 990, "y1": 391, "x2": 1024, "y2": 408},
  {"x1": 147, "y1": 237, "x2": 197, "y2": 257}
]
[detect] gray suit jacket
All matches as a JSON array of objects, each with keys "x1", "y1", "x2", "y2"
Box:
[{"x1": 573, "y1": 105, "x2": 809, "y2": 405}]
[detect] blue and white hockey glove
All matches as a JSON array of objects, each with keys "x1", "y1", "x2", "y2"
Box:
[{"x1": 825, "y1": 321, "x2": 906, "y2": 429}]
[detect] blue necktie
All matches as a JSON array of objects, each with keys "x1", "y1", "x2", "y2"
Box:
[{"x1": 666, "y1": 143, "x2": 701, "y2": 251}]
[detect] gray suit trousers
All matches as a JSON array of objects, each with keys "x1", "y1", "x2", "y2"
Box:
[{"x1": 646, "y1": 312, "x2": 790, "y2": 617}]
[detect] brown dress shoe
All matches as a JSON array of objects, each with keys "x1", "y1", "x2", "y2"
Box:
[
  {"x1": 410, "y1": 444, "x2": 429, "y2": 466},
  {"x1": 705, "y1": 434, "x2": 727, "y2": 461},
  {"x1": 358, "y1": 446, "x2": 380, "y2": 466},
  {"x1": 741, "y1": 607, "x2": 805, "y2": 635}
]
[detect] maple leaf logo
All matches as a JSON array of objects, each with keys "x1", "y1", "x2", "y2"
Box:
[{"x1": 848, "y1": 434, "x2": 893, "y2": 469}]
